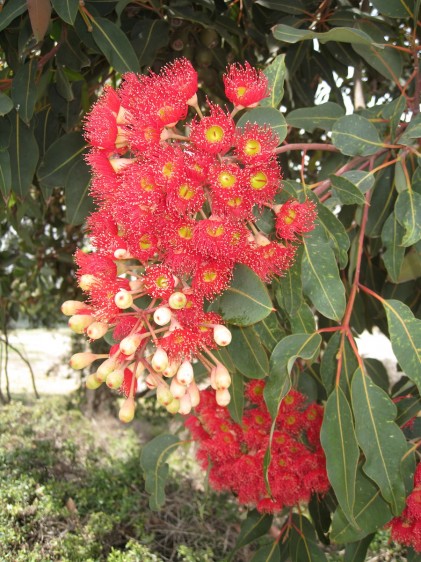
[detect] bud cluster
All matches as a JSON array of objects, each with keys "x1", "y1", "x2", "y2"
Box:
[
  {"x1": 63, "y1": 58, "x2": 316, "y2": 422},
  {"x1": 186, "y1": 381, "x2": 329, "y2": 513}
]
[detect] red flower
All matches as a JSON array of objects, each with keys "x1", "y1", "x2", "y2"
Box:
[
  {"x1": 235, "y1": 123, "x2": 279, "y2": 164},
  {"x1": 190, "y1": 103, "x2": 235, "y2": 155},
  {"x1": 275, "y1": 199, "x2": 317, "y2": 241},
  {"x1": 223, "y1": 62, "x2": 269, "y2": 108}
]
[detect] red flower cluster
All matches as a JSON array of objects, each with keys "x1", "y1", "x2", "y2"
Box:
[
  {"x1": 185, "y1": 381, "x2": 329, "y2": 513},
  {"x1": 388, "y1": 463, "x2": 421, "y2": 552},
  {"x1": 62, "y1": 59, "x2": 316, "y2": 422}
]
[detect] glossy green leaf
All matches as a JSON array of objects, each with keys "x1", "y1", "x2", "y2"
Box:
[
  {"x1": 321, "y1": 387, "x2": 359, "y2": 528},
  {"x1": 0, "y1": 93, "x2": 13, "y2": 117},
  {"x1": 273, "y1": 25, "x2": 374, "y2": 46},
  {"x1": 132, "y1": 19, "x2": 170, "y2": 68},
  {"x1": 289, "y1": 514, "x2": 327, "y2": 562},
  {"x1": 237, "y1": 107, "x2": 287, "y2": 143},
  {"x1": 289, "y1": 302, "x2": 315, "y2": 334},
  {"x1": 330, "y1": 175, "x2": 366, "y2": 205},
  {"x1": 320, "y1": 332, "x2": 358, "y2": 396},
  {"x1": 302, "y1": 225, "x2": 346, "y2": 321},
  {"x1": 366, "y1": 167, "x2": 395, "y2": 237},
  {"x1": 370, "y1": 0, "x2": 414, "y2": 18},
  {"x1": 209, "y1": 264, "x2": 273, "y2": 326},
  {"x1": 65, "y1": 158, "x2": 94, "y2": 225},
  {"x1": 381, "y1": 213, "x2": 405, "y2": 283},
  {"x1": 383, "y1": 299, "x2": 421, "y2": 394},
  {"x1": 342, "y1": 170, "x2": 375, "y2": 194},
  {"x1": 286, "y1": 102, "x2": 344, "y2": 133},
  {"x1": 11, "y1": 60, "x2": 37, "y2": 124},
  {"x1": 394, "y1": 189, "x2": 421, "y2": 247},
  {"x1": 253, "y1": 313, "x2": 286, "y2": 353},
  {"x1": 51, "y1": 0, "x2": 79, "y2": 24},
  {"x1": 276, "y1": 256, "x2": 303, "y2": 315},
  {"x1": 226, "y1": 326, "x2": 269, "y2": 379},
  {"x1": 260, "y1": 54, "x2": 286, "y2": 109},
  {"x1": 9, "y1": 112, "x2": 39, "y2": 199},
  {"x1": 231, "y1": 510, "x2": 273, "y2": 553},
  {"x1": 0, "y1": 150, "x2": 11, "y2": 197},
  {"x1": 344, "y1": 534, "x2": 375, "y2": 562},
  {"x1": 140, "y1": 434, "x2": 181, "y2": 511},
  {"x1": 353, "y1": 43, "x2": 403, "y2": 82},
  {"x1": 227, "y1": 371, "x2": 244, "y2": 424},
  {"x1": 264, "y1": 332, "x2": 321, "y2": 419},
  {"x1": 0, "y1": 0, "x2": 27, "y2": 32},
  {"x1": 91, "y1": 16, "x2": 140, "y2": 74},
  {"x1": 315, "y1": 200, "x2": 350, "y2": 269},
  {"x1": 332, "y1": 115, "x2": 383, "y2": 157},
  {"x1": 352, "y1": 368, "x2": 407, "y2": 514},
  {"x1": 37, "y1": 132, "x2": 87, "y2": 190}
]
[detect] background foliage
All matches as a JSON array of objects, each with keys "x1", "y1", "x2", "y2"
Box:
[{"x1": 0, "y1": 0, "x2": 420, "y2": 560}]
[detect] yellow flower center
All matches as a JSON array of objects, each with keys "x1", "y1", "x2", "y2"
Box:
[
  {"x1": 206, "y1": 224, "x2": 224, "y2": 237},
  {"x1": 227, "y1": 196, "x2": 242, "y2": 208},
  {"x1": 162, "y1": 162, "x2": 174, "y2": 177},
  {"x1": 179, "y1": 184, "x2": 195, "y2": 200},
  {"x1": 178, "y1": 225, "x2": 193, "y2": 239},
  {"x1": 250, "y1": 171, "x2": 268, "y2": 190},
  {"x1": 205, "y1": 125, "x2": 224, "y2": 143},
  {"x1": 237, "y1": 86, "x2": 247, "y2": 98},
  {"x1": 203, "y1": 270, "x2": 217, "y2": 283},
  {"x1": 156, "y1": 275, "x2": 169, "y2": 289},
  {"x1": 244, "y1": 139, "x2": 261, "y2": 156},
  {"x1": 218, "y1": 171, "x2": 236, "y2": 188},
  {"x1": 284, "y1": 209, "x2": 297, "y2": 225},
  {"x1": 140, "y1": 178, "x2": 154, "y2": 191},
  {"x1": 139, "y1": 234, "x2": 152, "y2": 250}
]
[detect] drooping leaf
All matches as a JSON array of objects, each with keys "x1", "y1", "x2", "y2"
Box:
[
  {"x1": 320, "y1": 331, "x2": 358, "y2": 396},
  {"x1": 383, "y1": 299, "x2": 421, "y2": 394},
  {"x1": 237, "y1": 107, "x2": 287, "y2": 143},
  {"x1": 330, "y1": 175, "x2": 366, "y2": 205},
  {"x1": 51, "y1": 0, "x2": 79, "y2": 25},
  {"x1": 364, "y1": 358, "x2": 390, "y2": 393},
  {"x1": 351, "y1": 368, "x2": 407, "y2": 514},
  {"x1": 344, "y1": 534, "x2": 375, "y2": 562},
  {"x1": 286, "y1": 102, "x2": 344, "y2": 133},
  {"x1": 321, "y1": 387, "x2": 360, "y2": 528},
  {"x1": 225, "y1": 325, "x2": 269, "y2": 379},
  {"x1": 228, "y1": 371, "x2": 244, "y2": 424},
  {"x1": 231, "y1": 510, "x2": 273, "y2": 553},
  {"x1": 250, "y1": 541, "x2": 281, "y2": 562},
  {"x1": 132, "y1": 19, "x2": 170, "y2": 68},
  {"x1": 0, "y1": 93, "x2": 14, "y2": 117},
  {"x1": 276, "y1": 252, "x2": 303, "y2": 315},
  {"x1": 288, "y1": 302, "x2": 316, "y2": 334},
  {"x1": 394, "y1": 189, "x2": 421, "y2": 247},
  {"x1": 11, "y1": 60, "x2": 38, "y2": 124},
  {"x1": 289, "y1": 514, "x2": 327, "y2": 562},
  {"x1": 341, "y1": 170, "x2": 375, "y2": 194},
  {"x1": 366, "y1": 166, "x2": 395, "y2": 237},
  {"x1": 260, "y1": 54, "x2": 286, "y2": 109},
  {"x1": 91, "y1": 16, "x2": 140, "y2": 74},
  {"x1": 315, "y1": 200, "x2": 350, "y2": 269},
  {"x1": 332, "y1": 115, "x2": 383, "y2": 157},
  {"x1": 253, "y1": 313, "x2": 286, "y2": 353},
  {"x1": 140, "y1": 434, "x2": 181, "y2": 511},
  {"x1": 302, "y1": 225, "x2": 346, "y2": 321},
  {"x1": 27, "y1": 0, "x2": 51, "y2": 41},
  {"x1": 0, "y1": 150, "x2": 11, "y2": 197},
  {"x1": 264, "y1": 332, "x2": 321, "y2": 419},
  {"x1": 381, "y1": 213, "x2": 405, "y2": 282},
  {"x1": 65, "y1": 157, "x2": 94, "y2": 225},
  {"x1": 0, "y1": 0, "x2": 27, "y2": 32},
  {"x1": 9, "y1": 112, "x2": 39, "y2": 199},
  {"x1": 209, "y1": 264, "x2": 273, "y2": 326},
  {"x1": 353, "y1": 43, "x2": 403, "y2": 82},
  {"x1": 273, "y1": 25, "x2": 374, "y2": 46}
]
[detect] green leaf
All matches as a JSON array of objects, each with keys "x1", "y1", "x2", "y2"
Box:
[
  {"x1": 0, "y1": 117, "x2": 11, "y2": 150},
  {"x1": 255, "y1": 0, "x2": 307, "y2": 14},
  {"x1": 65, "y1": 157, "x2": 94, "y2": 225},
  {"x1": 91, "y1": 16, "x2": 140, "y2": 74},
  {"x1": 383, "y1": 299, "x2": 421, "y2": 394},
  {"x1": 209, "y1": 264, "x2": 273, "y2": 326},
  {"x1": 286, "y1": 102, "x2": 344, "y2": 133},
  {"x1": 260, "y1": 54, "x2": 286, "y2": 109},
  {"x1": 332, "y1": 115, "x2": 383, "y2": 157},
  {"x1": 276, "y1": 255, "x2": 303, "y2": 315},
  {"x1": 51, "y1": 0, "x2": 79, "y2": 24},
  {"x1": 321, "y1": 387, "x2": 360, "y2": 528},
  {"x1": 370, "y1": 0, "x2": 414, "y2": 18},
  {"x1": 273, "y1": 24, "x2": 375, "y2": 46},
  {"x1": 351, "y1": 367, "x2": 407, "y2": 514},
  {"x1": 366, "y1": 167, "x2": 395, "y2": 237},
  {"x1": 289, "y1": 514, "x2": 327, "y2": 562},
  {"x1": 9, "y1": 112, "x2": 39, "y2": 199},
  {"x1": 11, "y1": 60, "x2": 38, "y2": 124},
  {"x1": 364, "y1": 358, "x2": 390, "y2": 393},
  {"x1": 140, "y1": 434, "x2": 181, "y2": 511},
  {"x1": 315, "y1": 200, "x2": 350, "y2": 269},
  {"x1": 353, "y1": 43, "x2": 403, "y2": 82},
  {"x1": 0, "y1": 0, "x2": 27, "y2": 32},
  {"x1": 0, "y1": 150, "x2": 11, "y2": 197},
  {"x1": 231, "y1": 510, "x2": 273, "y2": 553},
  {"x1": 253, "y1": 313, "x2": 286, "y2": 353},
  {"x1": 302, "y1": 225, "x2": 346, "y2": 321},
  {"x1": 237, "y1": 107, "x2": 287, "y2": 144},
  {"x1": 228, "y1": 372, "x2": 244, "y2": 424},
  {"x1": 382, "y1": 96, "x2": 406, "y2": 142},
  {"x1": 344, "y1": 534, "x2": 375, "y2": 562},
  {"x1": 250, "y1": 541, "x2": 281, "y2": 562},
  {"x1": 395, "y1": 396, "x2": 421, "y2": 428},
  {"x1": 394, "y1": 189, "x2": 421, "y2": 247},
  {"x1": 132, "y1": 19, "x2": 170, "y2": 68},
  {"x1": 342, "y1": 170, "x2": 375, "y2": 194},
  {"x1": 399, "y1": 114, "x2": 421, "y2": 145},
  {"x1": 330, "y1": 175, "x2": 366, "y2": 205},
  {"x1": 288, "y1": 302, "x2": 316, "y2": 334},
  {"x1": 37, "y1": 132, "x2": 87, "y2": 190},
  {"x1": 320, "y1": 332, "x2": 358, "y2": 396},
  {"x1": 264, "y1": 332, "x2": 321, "y2": 419},
  {"x1": 331, "y1": 465, "x2": 393, "y2": 543},
  {"x1": 381, "y1": 213, "x2": 405, "y2": 283},
  {"x1": 0, "y1": 93, "x2": 14, "y2": 117},
  {"x1": 226, "y1": 326, "x2": 269, "y2": 379}
]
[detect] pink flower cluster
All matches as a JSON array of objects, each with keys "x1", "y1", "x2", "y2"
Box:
[
  {"x1": 62, "y1": 58, "x2": 316, "y2": 422},
  {"x1": 186, "y1": 380, "x2": 329, "y2": 513}
]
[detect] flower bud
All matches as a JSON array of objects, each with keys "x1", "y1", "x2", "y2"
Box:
[
  {"x1": 255, "y1": 232, "x2": 270, "y2": 246},
  {"x1": 213, "y1": 325, "x2": 232, "y2": 346},
  {"x1": 79, "y1": 274, "x2": 96, "y2": 291},
  {"x1": 168, "y1": 291, "x2": 187, "y2": 309},
  {"x1": 166, "y1": 397, "x2": 180, "y2": 414},
  {"x1": 214, "y1": 363, "x2": 231, "y2": 390},
  {"x1": 119, "y1": 333, "x2": 143, "y2": 356},
  {"x1": 129, "y1": 279, "x2": 143, "y2": 291},
  {"x1": 70, "y1": 352, "x2": 99, "y2": 370},
  {"x1": 156, "y1": 385, "x2": 173, "y2": 406},
  {"x1": 61, "y1": 300, "x2": 87, "y2": 316},
  {"x1": 127, "y1": 362, "x2": 145, "y2": 379},
  {"x1": 106, "y1": 369, "x2": 124, "y2": 390},
  {"x1": 145, "y1": 373, "x2": 159, "y2": 389},
  {"x1": 119, "y1": 397, "x2": 136, "y2": 423},
  {"x1": 187, "y1": 381, "x2": 200, "y2": 407},
  {"x1": 151, "y1": 347, "x2": 169, "y2": 373},
  {"x1": 114, "y1": 290, "x2": 133, "y2": 309},
  {"x1": 216, "y1": 388, "x2": 231, "y2": 406},
  {"x1": 176, "y1": 361, "x2": 194, "y2": 386},
  {"x1": 109, "y1": 157, "x2": 133, "y2": 172},
  {"x1": 170, "y1": 376, "x2": 187, "y2": 399},
  {"x1": 86, "y1": 373, "x2": 102, "y2": 390},
  {"x1": 153, "y1": 306, "x2": 172, "y2": 326},
  {"x1": 96, "y1": 358, "x2": 117, "y2": 382},
  {"x1": 68, "y1": 314, "x2": 94, "y2": 334},
  {"x1": 178, "y1": 393, "x2": 192, "y2": 415},
  {"x1": 162, "y1": 361, "x2": 179, "y2": 378},
  {"x1": 87, "y1": 321, "x2": 108, "y2": 340},
  {"x1": 114, "y1": 248, "x2": 131, "y2": 260},
  {"x1": 210, "y1": 366, "x2": 217, "y2": 390}
]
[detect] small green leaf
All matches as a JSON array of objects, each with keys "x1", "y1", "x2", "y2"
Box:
[
  {"x1": 321, "y1": 387, "x2": 360, "y2": 528},
  {"x1": 237, "y1": 107, "x2": 287, "y2": 143},
  {"x1": 344, "y1": 534, "x2": 375, "y2": 562},
  {"x1": 276, "y1": 250, "x2": 303, "y2": 315},
  {"x1": 286, "y1": 102, "x2": 344, "y2": 133},
  {"x1": 231, "y1": 510, "x2": 273, "y2": 553},
  {"x1": 250, "y1": 541, "x2": 281, "y2": 562},
  {"x1": 288, "y1": 302, "x2": 315, "y2": 334},
  {"x1": 273, "y1": 24, "x2": 375, "y2": 46},
  {"x1": 253, "y1": 313, "x2": 286, "y2": 353},
  {"x1": 91, "y1": 16, "x2": 140, "y2": 74},
  {"x1": 260, "y1": 54, "x2": 286, "y2": 109},
  {"x1": 289, "y1": 514, "x2": 327, "y2": 562},
  {"x1": 315, "y1": 200, "x2": 350, "y2": 269},
  {"x1": 383, "y1": 299, "x2": 421, "y2": 394},
  {"x1": 332, "y1": 115, "x2": 383, "y2": 157},
  {"x1": 0, "y1": 0, "x2": 27, "y2": 32},
  {"x1": 330, "y1": 175, "x2": 366, "y2": 205},
  {"x1": 381, "y1": 213, "x2": 405, "y2": 283},
  {"x1": 140, "y1": 434, "x2": 181, "y2": 511},
  {"x1": 51, "y1": 0, "x2": 79, "y2": 25},
  {"x1": 0, "y1": 150, "x2": 11, "y2": 197},
  {"x1": 0, "y1": 93, "x2": 14, "y2": 117},
  {"x1": 225, "y1": 325, "x2": 269, "y2": 379},
  {"x1": 394, "y1": 189, "x2": 421, "y2": 247},
  {"x1": 9, "y1": 112, "x2": 39, "y2": 199},
  {"x1": 352, "y1": 368, "x2": 407, "y2": 514},
  {"x1": 11, "y1": 60, "x2": 38, "y2": 124},
  {"x1": 209, "y1": 264, "x2": 273, "y2": 326},
  {"x1": 65, "y1": 158, "x2": 94, "y2": 225},
  {"x1": 342, "y1": 170, "x2": 375, "y2": 194},
  {"x1": 228, "y1": 372, "x2": 244, "y2": 424}
]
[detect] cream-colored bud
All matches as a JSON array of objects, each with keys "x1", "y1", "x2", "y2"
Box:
[
  {"x1": 129, "y1": 279, "x2": 143, "y2": 291},
  {"x1": 61, "y1": 300, "x2": 87, "y2": 316},
  {"x1": 79, "y1": 274, "x2": 96, "y2": 291},
  {"x1": 156, "y1": 385, "x2": 173, "y2": 406},
  {"x1": 166, "y1": 398, "x2": 180, "y2": 414},
  {"x1": 255, "y1": 232, "x2": 270, "y2": 246},
  {"x1": 170, "y1": 376, "x2": 187, "y2": 399},
  {"x1": 70, "y1": 352, "x2": 99, "y2": 370},
  {"x1": 114, "y1": 248, "x2": 131, "y2": 260},
  {"x1": 162, "y1": 361, "x2": 179, "y2": 378},
  {"x1": 213, "y1": 325, "x2": 232, "y2": 346},
  {"x1": 119, "y1": 333, "x2": 142, "y2": 355},
  {"x1": 210, "y1": 366, "x2": 217, "y2": 390},
  {"x1": 109, "y1": 157, "x2": 133, "y2": 172},
  {"x1": 151, "y1": 347, "x2": 169, "y2": 372},
  {"x1": 86, "y1": 321, "x2": 108, "y2": 340},
  {"x1": 216, "y1": 388, "x2": 231, "y2": 406},
  {"x1": 96, "y1": 358, "x2": 117, "y2": 382},
  {"x1": 168, "y1": 292, "x2": 187, "y2": 310},
  {"x1": 114, "y1": 290, "x2": 133, "y2": 309},
  {"x1": 106, "y1": 369, "x2": 124, "y2": 390},
  {"x1": 86, "y1": 373, "x2": 102, "y2": 390},
  {"x1": 119, "y1": 397, "x2": 136, "y2": 423},
  {"x1": 187, "y1": 381, "x2": 200, "y2": 408},
  {"x1": 176, "y1": 361, "x2": 194, "y2": 386},
  {"x1": 68, "y1": 314, "x2": 94, "y2": 334},
  {"x1": 145, "y1": 373, "x2": 159, "y2": 389},
  {"x1": 153, "y1": 306, "x2": 172, "y2": 326},
  {"x1": 178, "y1": 393, "x2": 192, "y2": 415},
  {"x1": 214, "y1": 363, "x2": 231, "y2": 390}
]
